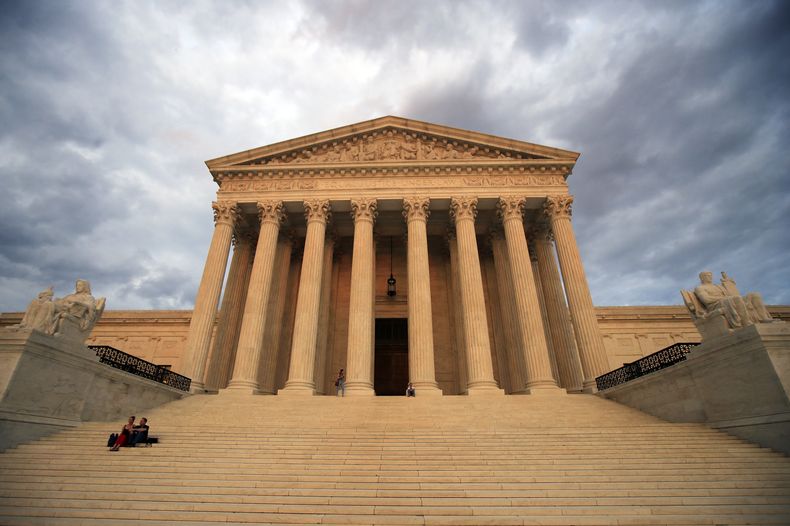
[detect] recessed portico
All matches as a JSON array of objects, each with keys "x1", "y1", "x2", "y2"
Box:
[{"x1": 180, "y1": 116, "x2": 610, "y2": 395}]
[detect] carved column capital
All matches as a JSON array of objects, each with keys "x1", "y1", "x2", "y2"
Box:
[
  {"x1": 257, "y1": 200, "x2": 285, "y2": 226},
  {"x1": 304, "y1": 199, "x2": 332, "y2": 224},
  {"x1": 497, "y1": 196, "x2": 526, "y2": 223},
  {"x1": 350, "y1": 198, "x2": 378, "y2": 224},
  {"x1": 528, "y1": 221, "x2": 554, "y2": 243},
  {"x1": 212, "y1": 201, "x2": 240, "y2": 227},
  {"x1": 450, "y1": 197, "x2": 478, "y2": 223},
  {"x1": 402, "y1": 197, "x2": 431, "y2": 223},
  {"x1": 487, "y1": 226, "x2": 504, "y2": 244},
  {"x1": 544, "y1": 195, "x2": 574, "y2": 221}
]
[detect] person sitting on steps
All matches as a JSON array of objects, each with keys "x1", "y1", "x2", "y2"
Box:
[
  {"x1": 109, "y1": 416, "x2": 135, "y2": 451},
  {"x1": 130, "y1": 417, "x2": 150, "y2": 446},
  {"x1": 406, "y1": 383, "x2": 416, "y2": 397}
]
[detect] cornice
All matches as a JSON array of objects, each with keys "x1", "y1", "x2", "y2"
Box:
[{"x1": 206, "y1": 116, "x2": 580, "y2": 171}]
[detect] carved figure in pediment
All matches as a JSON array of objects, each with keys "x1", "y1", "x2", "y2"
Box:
[{"x1": 325, "y1": 144, "x2": 343, "y2": 162}]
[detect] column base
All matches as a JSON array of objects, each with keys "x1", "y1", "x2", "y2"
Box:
[
  {"x1": 225, "y1": 379, "x2": 260, "y2": 393},
  {"x1": 581, "y1": 379, "x2": 599, "y2": 394},
  {"x1": 188, "y1": 382, "x2": 207, "y2": 394},
  {"x1": 524, "y1": 385, "x2": 567, "y2": 396},
  {"x1": 279, "y1": 380, "x2": 317, "y2": 396},
  {"x1": 410, "y1": 384, "x2": 443, "y2": 396},
  {"x1": 466, "y1": 386, "x2": 505, "y2": 396},
  {"x1": 345, "y1": 385, "x2": 376, "y2": 396},
  {"x1": 219, "y1": 386, "x2": 259, "y2": 395}
]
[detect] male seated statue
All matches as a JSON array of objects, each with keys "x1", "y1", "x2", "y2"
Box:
[{"x1": 693, "y1": 271, "x2": 772, "y2": 329}]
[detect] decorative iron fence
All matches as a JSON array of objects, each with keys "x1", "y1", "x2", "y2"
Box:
[
  {"x1": 595, "y1": 342, "x2": 700, "y2": 391},
  {"x1": 89, "y1": 345, "x2": 191, "y2": 392}
]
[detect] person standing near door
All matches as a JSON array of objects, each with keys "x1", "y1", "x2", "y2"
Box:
[{"x1": 335, "y1": 369, "x2": 346, "y2": 397}]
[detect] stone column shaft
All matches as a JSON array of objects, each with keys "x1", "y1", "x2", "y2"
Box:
[
  {"x1": 282, "y1": 200, "x2": 331, "y2": 394},
  {"x1": 498, "y1": 197, "x2": 558, "y2": 391},
  {"x1": 490, "y1": 231, "x2": 527, "y2": 393},
  {"x1": 257, "y1": 235, "x2": 293, "y2": 394},
  {"x1": 545, "y1": 195, "x2": 609, "y2": 391},
  {"x1": 313, "y1": 235, "x2": 336, "y2": 394},
  {"x1": 450, "y1": 197, "x2": 501, "y2": 394},
  {"x1": 345, "y1": 199, "x2": 377, "y2": 396},
  {"x1": 182, "y1": 201, "x2": 238, "y2": 391},
  {"x1": 530, "y1": 249, "x2": 559, "y2": 381},
  {"x1": 533, "y1": 230, "x2": 584, "y2": 392},
  {"x1": 446, "y1": 232, "x2": 468, "y2": 394},
  {"x1": 227, "y1": 201, "x2": 284, "y2": 392},
  {"x1": 404, "y1": 197, "x2": 441, "y2": 394},
  {"x1": 205, "y1": 232, "x2": 253, "y2": 390}
]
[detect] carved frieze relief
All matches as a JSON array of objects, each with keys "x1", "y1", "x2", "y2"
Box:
[
  {"x1": 239, "y1": 128, "x2": 542, "y2": 166},
  {"x1": 219, "y1": 173, "x2": 566, "y2": 194}
]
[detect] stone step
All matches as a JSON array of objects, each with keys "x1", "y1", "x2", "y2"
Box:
[{"x1": 2, "y1": 394, "x2": 789, "y2": 524}]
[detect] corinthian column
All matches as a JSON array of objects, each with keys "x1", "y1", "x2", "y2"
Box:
[
  {"x1": 182, "y1": 201, "x2": 239, "y2": 392},
  {"x1": 226, "y1": 201, "x2": 285, "y2": 392},
  {"x1": 345, "y1": 199, "x2": 377, "y2": 396},
  {"x1": 403, "y1": 197, "x2": 442, "y2": 395},
  {"x1": 313, "y1": 233, "x2": 337, "y2": 394},
  {"x1": 257, "y1": 233, "x2": 294, "y2": 394},
  {"x1": 204, "y1": 229, "x2": 254, "y2": 390},
  {"x1": 497, "y1": 197, "x2": 559, "y2": 392},
  {"x1": 489, "y1": 228, "x2": 527, "y2": 393},
  {"x1": 531, "y1": 223, "x2": 584, "y2": 392},
  {"x1": 281, "y1": 200, "x2": 331, "y2": 395},
  {"x1": 544, "y1": 195, "x2": 609, "y2": 391},
  {"x1": 450, "y1": 197, "x2": 502, "y2": 394}
]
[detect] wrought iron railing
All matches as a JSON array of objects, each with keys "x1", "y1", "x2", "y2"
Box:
[
  {"x1": 89, "y1": 345, "x2": 191, "y2": 392},
  {"x1": 595, "y1": 342, "x2": 700, "y2": 391}
]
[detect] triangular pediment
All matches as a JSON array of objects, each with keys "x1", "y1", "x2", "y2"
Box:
[{"x1": 206, "y1": 116, "x2": 579, "y2": 170}]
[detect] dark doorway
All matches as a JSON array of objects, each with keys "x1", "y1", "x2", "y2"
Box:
[{"x1": 374, "y1": 318, "x2": 408, "y2": 396}]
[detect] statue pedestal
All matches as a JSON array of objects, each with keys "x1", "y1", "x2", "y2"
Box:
[
  {"x1": 0, "y1": 328, "x2": 186, "y2": 451},
  {"x1": 601, "y1": 322, "x2": 790, "y2": 454}
]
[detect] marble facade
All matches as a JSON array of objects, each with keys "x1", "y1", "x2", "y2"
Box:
[{"x1": 177, "y1": 116, "x2": 611, "y2": 394}]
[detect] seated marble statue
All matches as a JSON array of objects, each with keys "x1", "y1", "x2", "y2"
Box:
[
  {"x1": 19, "y1": 286, "x2": 56, "y2": 333},
  {"x1": 16, "y1": 280, "x2": 105, "y2": 343},
  {"x1": 682, "y1": 271, "x2": 773, "y2": 340}
]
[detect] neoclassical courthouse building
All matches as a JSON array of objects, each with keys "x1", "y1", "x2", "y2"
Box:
[{"x1": 19, "y1": 116, "x2": 785, "y2": 395}]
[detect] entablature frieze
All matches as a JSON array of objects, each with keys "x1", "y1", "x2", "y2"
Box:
[
  {"x1": 216, "y1": 175, "x2": 568, "y2": 203},
  {"x1": 215, "y1": 164, "x2": 570, "y2": 202}
]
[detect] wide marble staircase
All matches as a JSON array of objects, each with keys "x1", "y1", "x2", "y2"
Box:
[{"x1": 0, "y1": 392, "x2": 789, "y2": 525}]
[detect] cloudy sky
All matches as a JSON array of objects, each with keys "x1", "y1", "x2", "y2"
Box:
[{"x1": 1, "y1": 0, "x2": 788, "y2": 312}]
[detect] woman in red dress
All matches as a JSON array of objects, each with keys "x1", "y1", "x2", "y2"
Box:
[{"x1": 109, "y1": 416, "x2": 135, "y2": 451}]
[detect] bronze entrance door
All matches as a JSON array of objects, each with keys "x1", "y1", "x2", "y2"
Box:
[{"x1": 374, "y1": 318, "x2": 408, "y2": 395}]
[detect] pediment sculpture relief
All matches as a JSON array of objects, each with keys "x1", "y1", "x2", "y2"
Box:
[
  {"x1": 246, "y1": 128, "x2": 535, "y2": 166},
  {"x1": 11, "y1": 279, "x2": 106, "y2": 344},
  {"x1": 680, "y1": 271, "x2": 778, "y2": 341}
]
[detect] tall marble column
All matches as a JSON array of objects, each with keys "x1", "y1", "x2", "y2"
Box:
[
  {"x1": 281, "y1": 200, "x2": 331, "y2": 394},
  {"x1": 450, "y1": 197, "x2": 502, "y2": 394},
  {"x1": 204, "y1": 229, "x2": 254, "y2": 390},
  {"x1": 445, "y1": 230, "x2": 468, "y2": 394},
  {"x1": 345, "y1": 199, "x2": 377, "y2": 396},
  {"x1": 403, "y1": 197, "x2": 442, "y2": 394},
  {"x1": 531, "y1": 223, "x2": 584, "y2": 392},
  {"x1": 528, "y1": 240, "x2": 560, "y2": 382},
  {"x1": 182, "y1": 201, "x2": 239, "y2": 392},
  {"x1": 489, "y1": 229, "x2": 527, "y2": 393},
  {"x1": 544, "y1": 195, "x2": 609, "y2": 391},
  {"x1": 257, "y1": 233, "x2": 294, "y2": 394},
  {"x1": 226, "y1": 201, "x2": 285, "y2": 392},
  {"x1": 313, "y1": 233, "x2": 337, "y2": 395},
  {"x1": 497, "y1": 196, "x2": 559, "y2": 392}
]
